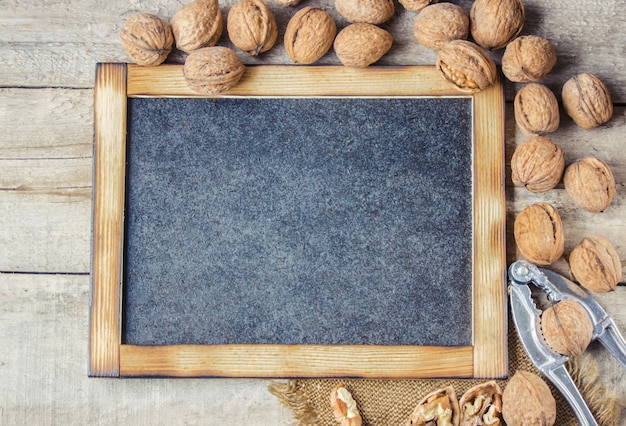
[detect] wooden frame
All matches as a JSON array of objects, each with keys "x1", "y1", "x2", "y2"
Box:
[{"x1": 90, "y1": 63, "x2": 506, "y2": 379}]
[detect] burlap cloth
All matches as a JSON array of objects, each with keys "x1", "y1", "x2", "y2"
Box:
[{"x1": 270, "y1": 318, "x2": 622, "y2": 426}]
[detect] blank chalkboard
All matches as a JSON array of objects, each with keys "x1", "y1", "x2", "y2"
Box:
[{"x1": 90, "y1": 64, "x2": 507, "y2": 379}]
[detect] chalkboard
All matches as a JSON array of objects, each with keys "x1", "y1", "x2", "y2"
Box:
[{"x1": 90, "y1": 64, "x2": 506, "y2": 379}]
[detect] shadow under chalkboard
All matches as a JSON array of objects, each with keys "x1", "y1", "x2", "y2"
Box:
[{"x1": 122, "y1": 96, "x2": 473, "y2": 347}]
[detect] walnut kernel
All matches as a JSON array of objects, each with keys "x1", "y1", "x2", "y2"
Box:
[
  {"x1": 407, "y1": 386, "x2": 460, "y2": 426},
  {"x1": 502, "y1": 35, "x2": 557, "y2": 83},
  {"x1": 170, "y1": 0, "x2": 224, "y2": 54},
  {"x1": 227, "y1": 0, "x2": 278, "y2": 56},
  {"x1": 436, "y1": 40, "x2": 496, "y2": 93},
  {"x1": 562, "y1": 73, "x2": 613, "y2": 129},
  {"x1": 183, "y1": 46, "x2": 245, "y2": 95},
  {"x1": 413, "y1": 3, "x2": 469, "y2": 51},
  {"x1": 514, "y1": 83, "x2": 560, "y2": 136},
  {"x1": 513, "y1": 202, "x2": 564, "y2": 265},
  {"x1": 502, "y1": 371, "x2": 556, "y2": 426},
  {"x1": 335, "y1": 0, "x2": 395, "y2": 25},
  {"x1": 120, "y1": 13, "x2": 174, "y2": 66},
  {"x1": 511, "y1": 136, "x2": 564, "y2": 193},
  {"x1": 470, "y1": 0, "x2": 524, "y2": 50},
  {"x1": 563, "y1": 157, "x2": 616, "y2": 212},
  {"x1": 330, "y1": 385, "x2": 363, "y2": 426},
  {"x1": 284, "y1": 7, "x2": 336, "y2": 64},
  {"x1": 334, "y1": 23, "x2": 393, "y2": 68},
  {"x1": 459, "y1": 381, "x2": 503, "y2": 426},
  {"x1": 570, "y1": 236, "x2": 622, "y2": 293}
]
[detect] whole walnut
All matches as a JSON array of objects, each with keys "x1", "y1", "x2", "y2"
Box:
[
  {"x1": 510, "y1": 135, "x2": 564, "y2": 193},
  {"x1": 514, "y1": 202, "x2": 564, "y2": 265},
  {"x1": 541, "y1": 299, "x2": 593, "y2": 357},
  {"x1": 284, "y1": 7, "x2": 336, "y2": 64},
  {"x1": 227, "y1": 0, "x2": 278, "y2": 56},
  {"x1": 570, "y1": 236, "x2": 622, "y2": 293},
  {"x1": 563, "y1": 157, "x2": 616, "y2": 212},
  {"x1": 120, "y1": 13, "x2": 174, "y2": 66},
  {"x1": 436, "y1": 40, "x2": 496, "y2": 93},
  {"x1": 562, "y1": 73, "x2": 613, "y2": 129},
  {"x1": 413, "y1": 3, "x2": 469, "y2": 51},
  {"x1": 334, "y1": 23, "x2": 393, "y2": 68},
  {"x1": 470, "y1": 0, "x2": 524, "y2": 50},
  {"x1": 335, "y1": 0, "x2": 395, "y2": 25},
  {"x1": 183, "y1": 46, "x2": 245, "y2": 95},
  {"x1": 502, "y1": 35, "x2": 557, "y2": 83},
  {"x1": 514, "y1": 83, "x2": 560, "y2": 136},
  {"x1": 399, "y1": 0, "x2": 437, "y2": 12},
  {"x1": 502, "y1": 370, "x2": 556, "y2": 426},
  {"x1": 171, "y1": 0, "x2": 224, "y2": 54}
]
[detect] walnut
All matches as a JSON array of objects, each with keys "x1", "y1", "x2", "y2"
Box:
[
  {"x1": 514, "y1": 83, "x2": 560, "y2": 136},
  {"x1": 227, "y1": 0, "x2": 278, "y2": 56},
  {"x1": 562, "y1": 73, "x2": 613, "y2": 129},
  {"x1": 563, "y1": 157, "x2": 616, "y2": 212},
  {"x1": 541, "y1": 299, "x2": 594, "y2": 357},
  {"x1": 119, "y1": 13, "x2": 174, "y2": 66},
  {"x1": 513, "y1": 202, "x2": 564, "y2": 265},
  {"x1": 274, "y1": 0, "x2": 302, "y2": 6},
  {"x1": 183, "y1": 46, "x2": 245, "y2": 94},
  {"x1": 330, "y1": 385, "x2": 363, "y2": 426},
  {"x1": 510, "y1": 136, "x2": 564, "y2": 193},
  {"x1": 502, "y1": 35, "x2": 557, "y2": 83},
  {"x1": 436, "y1": 40, "x2": 497, "y2": 93},
  {"x1": 334, "y1": 23, "x2": 393, "y2": 68},
  {"x1": 399, "y1": 0, "x2": 437, "y2": 12},
  {"x1": 470, "y1": 0, "x2": 524, "y2": 50},
  {"x1": 335, "y1": 0, "x2": 395, "y2": 25},
  {"x1": 501, "y1": 371, "x2": 556, "y2": 426},
  {"x1": 413, "y1": 3, "x2": 469, "y2": 51},
  {"x1": 284, "y1": 7, "x2": 336, "y2": 64},
  {"x1": 171, "y1": 0, "x2": 224, "y2": 54},
  {"x1": 570, "y1": 236, "x2": 622, "y2": 293},
  {"x1": 407, "y1": 386, "x2": 460, "y2": 426},
  {"x1": 459, "y1": 381, "x2": 503, "y2": 426}
]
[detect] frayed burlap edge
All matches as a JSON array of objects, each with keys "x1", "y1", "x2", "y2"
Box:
[{"x1": 269, "y1": 380, "x2": 322, "y2": 426}]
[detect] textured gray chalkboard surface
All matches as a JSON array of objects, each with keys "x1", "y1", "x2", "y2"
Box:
[{"x1": 122, "y1": 96, "x2": 473, "y2": 347}]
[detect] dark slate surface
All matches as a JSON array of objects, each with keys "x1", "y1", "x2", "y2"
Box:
[{"x1": 122, "y1": 97, "x2": 473, "y2": 346}]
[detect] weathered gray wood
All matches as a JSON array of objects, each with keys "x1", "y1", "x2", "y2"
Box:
[
  {"x1": 0, "y1": 273, "x2": 293, "y2": 425},
  {"x1": 1, "y1": 0, "x2": 626, "y2": 102}
]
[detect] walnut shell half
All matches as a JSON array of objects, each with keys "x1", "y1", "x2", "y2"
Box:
[
  {"x1": 407, "y1": 386, "x2": 460, "y2": 426},
  {"x1": 335, "y1": 0, "x2": 395, "y2": 25},
  {"x1": 183, "y1": 46, "x2": 245, "y2": 95},
  {"x1": 120, "y1": 13, "x2": 174, "y2": 66},
  {"x1": 502, "y1": 371, "x2": 556, "y2": 426},
  {"x1": 171, "y1": 0, "x2": 224, "y2": 54},
  {"x1": 514, "y1": 83, "x2": 560, "y2": 136},
  {"x1": 334, "y1": 23, "x2": 393, "y2": 68},
  {"x1": 562, "y1": 73, "x2": 613, "y2": 129},
  {"x1": 284, "y1": 7, "x2": 336, "y2": 64},
  {"x1": 459, "y1": 381, "x2": 503, "y2": 426},
  {"x1": 502, "y1": 35, "x2": 557, "y2": 83},
  {"x1": 563, "y1": 157, "x2": 616, "y2": 213},
  {"x1": 436, "y1": 40, "x2": 496, "y2": 93},
  {"x1": 470, "y1": 0, "x2": 524, "y2": 50},
  {"x1": 570, "y1": 236, "x2": 622, "y2": 293},
  {"x1": 510, "y1": 135, "x2": 564, "y2": 193},
  {"x1": 541, "y1": 299, "x2": 593, "y2": 357},
  {"x1": 413, "y1": 3, "x2": 469, "y2": 51},
  {"x1": 227, "y1": 0, "x2": 278, "y2": 56},
  {"x1": 513, "y1": 202, "x2": 564, "y2": 265}
]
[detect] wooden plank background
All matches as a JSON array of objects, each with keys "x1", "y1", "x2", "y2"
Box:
[{"x1": 1, "y1": 0, "x2": 624, "y2": 424}]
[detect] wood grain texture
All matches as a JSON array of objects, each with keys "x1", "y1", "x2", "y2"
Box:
[
  {"x1": 120, "y1": 345, "x2": 474, "y2": 379},
  {"x1": 90, "y1": 63, "x2": 127, "y2": 377},
  {"x1": 2, "y1": 1, "x2": 626, "y2": 103}
]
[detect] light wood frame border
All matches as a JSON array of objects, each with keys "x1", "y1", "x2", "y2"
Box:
[{"x1": 90, "y1": 63, "x2": 506, "y2": 379}]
